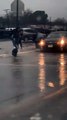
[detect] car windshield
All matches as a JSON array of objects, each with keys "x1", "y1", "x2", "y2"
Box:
[{"x1": 47, "y1": 32, "x2": 67, "y2": 38}]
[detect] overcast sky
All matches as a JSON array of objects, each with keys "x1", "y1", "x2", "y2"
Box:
[{"x1": 0, "y1": 0, "x2": 67, "y2": 20}]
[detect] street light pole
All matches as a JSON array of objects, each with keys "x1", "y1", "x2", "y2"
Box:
[{"x1": 16, "y1": 0, "x2": 19, "y2": 28}]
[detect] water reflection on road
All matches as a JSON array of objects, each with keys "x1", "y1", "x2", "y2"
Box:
[
  {"x1": 38, "y1": 53, "x2": 67, "y2": 93},
  {"x1": 58, "y1": 54, "x2": 67, "y2": 86},
  {"x1": 38, "y1": 53, "x2": 46, "y2": 92},
  {"x1": 0, "y1": 46, "x2": 67, "y2": 107},
  {"x1": 11, "y1": 57, "x2": 23, "y2": 103}
]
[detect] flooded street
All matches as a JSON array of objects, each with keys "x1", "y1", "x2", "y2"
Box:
[{"x1": 0, "y1": 41, "x2": 67, "y2": 120}]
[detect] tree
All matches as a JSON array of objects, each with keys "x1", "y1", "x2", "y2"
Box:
[
  {"x1": 0, "y1": 9, "x2": 48, "y2": 27},
  {"x1": 53, "y1": 18, "x2": 67, "y2": 26},
  {"x1": 22, "y1": 9, "x2": 32, "y2": 25},
  {"x1": 30, "y1": 10, "x2": 48, "y2": 25}
]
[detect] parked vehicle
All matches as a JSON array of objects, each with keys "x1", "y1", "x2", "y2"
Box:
[
  {"x1": 38, "y1": 31, "x2": 67, "y2": 52},
  {"x1": 0, "y1": 28, "x2": 11, "y2": 39},
  {"x1": 21, "y1": 28, "x2": 37, "y2": 42},
  {"x1": 35, "y1": 32, "x2": 46, "y2": 48}
]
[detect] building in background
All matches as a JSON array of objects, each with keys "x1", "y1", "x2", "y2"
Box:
[{"x1": 11, "y1": 0, "x2": 25, "y2": 16}]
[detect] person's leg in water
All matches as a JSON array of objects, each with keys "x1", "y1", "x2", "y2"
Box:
[
  {"x1": 20, "y1": 41, "x2": 22, "y2": 49},
  {"x1": 12, "y1": 38, "x2": 16, "y2": 47},
  {"x1": 19, "y1": 39, "x2": 22, "y2": 49},
  {"x1": 12, "y1": 40, "x2": 18, "y2": 57},
  {"x1": 15, "y1": 38, "x2": 19, "y2": 49}
]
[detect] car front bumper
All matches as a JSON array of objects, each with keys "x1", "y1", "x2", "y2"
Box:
[{"x1": 39, "y1": 43, "x2": 67, "y2": 52}]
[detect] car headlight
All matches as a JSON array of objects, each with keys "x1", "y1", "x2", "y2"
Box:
[
  {"x1": 57, "y1": 38, "x2": 65, "y2": 46},
  {"x1": 60, "y1": 39, "x2": 65, "y2": 45},
  {"x1": 39, "y1": 39, "x2": 45, "y2": 47}
]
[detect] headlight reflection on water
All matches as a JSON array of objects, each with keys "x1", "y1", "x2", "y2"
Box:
[
  {"x1": 38, "y1": 53, "x2": 46, "y2": 92},
  {"x1": 38, "y1": 53, "x2": 67, "y2": 92},
  {"x1": 59, "y1": 54, "x2": 67, "y2": 86}
]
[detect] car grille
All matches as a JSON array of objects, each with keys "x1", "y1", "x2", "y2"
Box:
[{"x1": 46, "y1": 40, "x2": 56, "y2": 44}]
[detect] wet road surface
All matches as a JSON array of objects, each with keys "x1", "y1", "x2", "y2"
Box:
[{"x1": 0, "y1": 41, "x2": 67, "y2": 120}]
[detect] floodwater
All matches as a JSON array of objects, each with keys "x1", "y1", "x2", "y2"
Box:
[{"x1": 0, "y1": 41, "x2": 67, "y2": 110}]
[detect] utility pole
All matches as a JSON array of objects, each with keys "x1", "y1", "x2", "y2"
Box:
[
  {"x1": 49, "y1": 17, "x2": 52, "y2": 29},
  {"x1": 16, "y1": 0, "x2": 19, "y2": 28}
]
